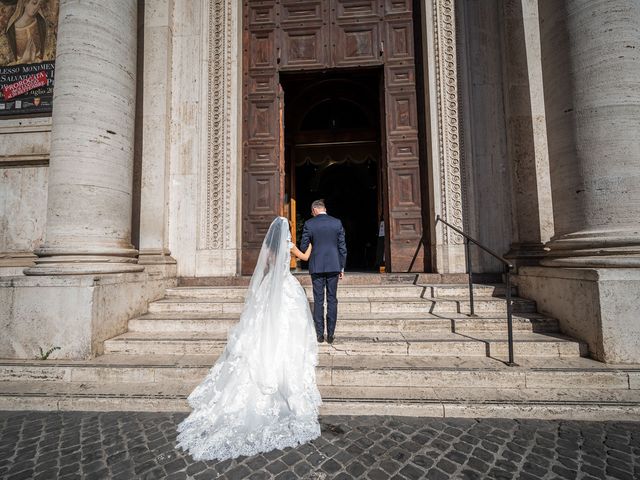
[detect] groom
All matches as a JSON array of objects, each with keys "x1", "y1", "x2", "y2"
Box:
[{"x1": 299, "y1": 199, "x2": 347, "y2": 344}]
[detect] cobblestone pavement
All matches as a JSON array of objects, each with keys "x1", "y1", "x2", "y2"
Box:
[{"x1": 0, "y1": 412, "x2": 639, "y2": 480}]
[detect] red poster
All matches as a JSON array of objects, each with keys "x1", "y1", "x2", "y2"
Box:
[{"x1": 2, "y1": 71, "x2": 47, "y2": 100}]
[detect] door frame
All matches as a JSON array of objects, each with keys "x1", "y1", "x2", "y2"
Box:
[{"x1": 241, "y1": 0, "x2": 428, "y2": 274}]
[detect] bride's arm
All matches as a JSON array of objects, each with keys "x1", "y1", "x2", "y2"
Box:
[{"x1": 291, "y1": 243, "x2": 312, "y2": 261}]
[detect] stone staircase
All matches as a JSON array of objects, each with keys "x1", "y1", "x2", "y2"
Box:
[{"x1": 1, "y1": 274, "x2": 639, "y2": 419}]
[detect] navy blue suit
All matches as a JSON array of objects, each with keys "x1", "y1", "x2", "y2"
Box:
[{"x1": 299, "y1": 214, "x2": 347, "y2": 337}]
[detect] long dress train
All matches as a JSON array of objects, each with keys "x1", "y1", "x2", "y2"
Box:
[{"x1": 176, "y1": 217, "x2": 322, "y2": 461}]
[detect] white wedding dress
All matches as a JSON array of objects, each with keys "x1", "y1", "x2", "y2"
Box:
[{"x1": 176, "y1": 217, "x2": 322, "y2": 461}]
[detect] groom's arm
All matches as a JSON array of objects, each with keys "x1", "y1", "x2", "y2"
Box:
[
  {"x1": 299, "y1": 221, "x2": 312, "y2": 252},
  {"x1": 337, "y1": 221, "x2": 347, "y2": 271}
]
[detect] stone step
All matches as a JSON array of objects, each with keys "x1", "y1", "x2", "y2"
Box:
[
  {"x1": 178, "y1": 273, "x2": 488, "y2": 287},
  {"x1": 127, "y1": 312, "x2": 559, "y2": 334},
  {"x1": 102, "y1": 331, "x2": 585, "y2": 357},
  {"x1": 1, "y1": 355, "x2": 635, "y2": 390},
  {"x1": 1, "y1": 380, "x2": 638, "y2": 420},
  {"x1": 163, "y1": 284, "x2": 515, "y2": 301},
  {"x1": 147, "y1": 296, "x2": 535, "y2": 315}
]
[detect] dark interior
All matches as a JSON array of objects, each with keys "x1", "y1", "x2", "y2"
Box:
[{"x1": 281, "y1": 69, "x2": 384, "y2": 271}]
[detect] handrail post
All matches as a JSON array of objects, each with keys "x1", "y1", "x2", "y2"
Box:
[
  {"x1": 436, "y1": 214, "x2": 517, "y2": 367},
  {"x1": 465, "y1": 238, "x2": 476, "y2": 317},
  {"x1": 505, "y1": 264, "x2": 516, "y2": 366}
]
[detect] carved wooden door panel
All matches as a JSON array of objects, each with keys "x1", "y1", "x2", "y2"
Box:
[
  {"x1": 242, "y1": 1, "x2": 281, "y2": 273},
  {"x1": 381, "y1": 0, "x2": 424, "y2": 271},
  {"x1": 279, "y1": 1, "x2": 330, "y2": 70},
  {"x1": 331, "y1": 0, "x2": 383, "y2": 67}
]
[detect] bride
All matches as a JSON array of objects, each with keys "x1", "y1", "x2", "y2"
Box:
[{"x1": 176, "y1": 217, "x2": 320, "y2": 461}]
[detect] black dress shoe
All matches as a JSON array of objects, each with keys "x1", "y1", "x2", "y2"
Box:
[
  {"x1": 317, "y1": 335, "x2": 325, "y2": 343},
  {"x1": 327, "y1": 335, "x2": 334, "y2": 344}
]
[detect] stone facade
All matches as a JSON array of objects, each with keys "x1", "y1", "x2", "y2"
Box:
[{"x1": 0, "y1": 0, "x2": 638, "y2": 362}]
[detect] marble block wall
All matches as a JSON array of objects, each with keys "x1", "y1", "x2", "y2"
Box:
[
  {"x1": 0, "y1": 118, "x2": 51, "y2": 276},
  {"x1": 161, "y1": 0, "x2": 242, "y2": 277},
  {"x1": 456, "y1": 0, "x2": 514, "y2": 272}
]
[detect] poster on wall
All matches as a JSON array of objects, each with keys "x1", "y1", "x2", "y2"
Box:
[{"x1": 0, "y1": 0, "x2": 59, "y2": 116}]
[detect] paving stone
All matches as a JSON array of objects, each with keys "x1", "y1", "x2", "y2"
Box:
[
  {"x1": 471, "y1": 446, "x2": 494, "y2": 463},
  {"x1": 400, "y1": 463, "x2": 425, "y2": 480},
  {"x1": 467, "y1": 457, "x2": 490, "y2": 474},
  {"x1": 522, "y1": 460, "x2": 547, "y2": 477},
  {"x1": 1, "y1": 412, "x2": 640, "y2": 479},
  {"x1": 412, "y1": 454, "x2": 435, "y2": 470},
  {"x1": 347, "y1": 460, "x2": 366, "y2": 477},
  {"x1": 6, "y1": 470, "x2": 36, "y2": 480},
  {"x1": 581, "y1": 463, "x2": 606, "y2": 477},
  {"x1": 280, "y1": 450, "x2": 303, "y2": 466},
  {"x1": 332, "y1": 473, "x2": 353, "y2": 480},
  {"x1": 321, "y1": 458, "x2": 342, "y2": 474},
  {"x1": 293, "y1": 461, "x2": 313, "y2": 477},
  {"x1": 518, "y1": 472, "x2": 541, "y2": 480},
  {"x1": 445, "y1": 449, "x2": 467, "y2": 465},
  {"x1": 306, "y1": 451, "x2": 325, "y2": 467},
  {"x1": 487, "y1": 467, "x2": 514, "y2": 480},
  {"x1": 265, "y1": 459, "x2": 288, "y2": 475},
  {"x1": 436, "y1": 458, "x2": 457, "y2": 475},
  {"x1": 495, "y1": 459, "x2": 519, "y2": 473},
  {"x1": 247, "y1": 472, "x2": 270, "y2": 480},
  {"x1": 458, "y1": 469, "x2": 484, "y2": 480},
  {"x1": 426, "y1": 468, "x2": 450, "y2": 480},
  {"x1": 225, "y1": 464, "x2": 252, "y2": 480},
  {"x1": 552, "y1": 463, "x2": 579, "y2": 479},
  {"x1": 367, "y1": 468, "x2": 388, "y2": 480},
  {"x1": 164, "y1": 472, "x2": 187, "y2": 480},
  {"x1": 380, "y1": 458, "x2": 401, "y2": 474},
  {"x1": 605, "y1": 465, "x2": 635, "y2": 480},
  {"x1": 274, "y1": 471, "x2": 298, "y2": 480}
]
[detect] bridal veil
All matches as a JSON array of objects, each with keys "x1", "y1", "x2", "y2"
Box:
[{"x1": 176, "y1": 217, "x2": 321, "y2": 461}]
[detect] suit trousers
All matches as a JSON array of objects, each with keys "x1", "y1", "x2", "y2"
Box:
[{"x1": 311, "y1": 272, "x2": 339, "y2": 337}]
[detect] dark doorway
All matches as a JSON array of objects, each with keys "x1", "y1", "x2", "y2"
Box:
[{"x1": 281, "y1": 69, "x2": 383, "y2": 271}]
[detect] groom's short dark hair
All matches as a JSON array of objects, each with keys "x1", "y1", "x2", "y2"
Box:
[{"x1": 311, "y1": 199, "x2": 326, "y2": 210}]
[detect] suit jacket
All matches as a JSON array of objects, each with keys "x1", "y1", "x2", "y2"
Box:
[{"x1": 299, "y1": 214, "x2": 347, "y2": 274}]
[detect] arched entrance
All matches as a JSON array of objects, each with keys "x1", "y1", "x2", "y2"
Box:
[{"x1": 282, "y1": 70, "x2": 383, "y2": 271}]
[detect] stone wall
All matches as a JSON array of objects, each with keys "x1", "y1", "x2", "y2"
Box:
[
  {"x1": 159, "y1": 0, "x2": 241, "y2": 277},
  {"x1": 0, "y1": 118, "x2": 51, "y2": 276},
  {"x1": 456, "y1": 0, "x2": 513, "y2": 272}
]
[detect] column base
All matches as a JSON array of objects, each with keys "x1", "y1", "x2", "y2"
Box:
[
  {"x1": 543, "y1": 228, "x2": 640, "y2": 267},
  {"x1": 505, "y1": 243, "x2": 548, "y2": 267},
  {"x1": 24, "y1": 245, "x2": 144, "y2": 275},
  {"x1": 138, "y1": 249, "x2": 177, "y2": 265},
  {"x1": 0, "y1": 252, "x2": 37, "y2": 277},
  {"x1": 138, "y1": 249, "x2": 177, "y2": 278},
  {"x1": 515, "y1": 266, "x2": 640, "y2": 363},
  {"x1": 25, "y1": 258, "x2": 145, "y2": 275},
  {"x1": 541, "y1": 255, "x2": 640, "y2": 268}
]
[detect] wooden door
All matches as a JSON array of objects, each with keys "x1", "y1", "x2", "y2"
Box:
[
  {"x1": 242, "y1": 1, "x2": 280, "y2": 272},
  {"x1": 381, "y1": 0, "x2": 424, "y2": 271},
  {"x1": 242, "y1": 0, "x2": 425, "y2": 273}
]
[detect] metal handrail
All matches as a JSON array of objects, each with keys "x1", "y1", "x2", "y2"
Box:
[{"x1": 435, "y1": 215, "x2": 517, "y2": 367}]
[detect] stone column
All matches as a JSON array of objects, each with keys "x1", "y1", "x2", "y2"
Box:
[
  {"x1": 517, "y1": 0, "x2": 640, "y2": 364},
  {"x1": 539, "y1": 0, "x2": 640, "y2": 267},
  {"x1": 26, "y1": 0, "x2": 143, "y2": 275}
]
